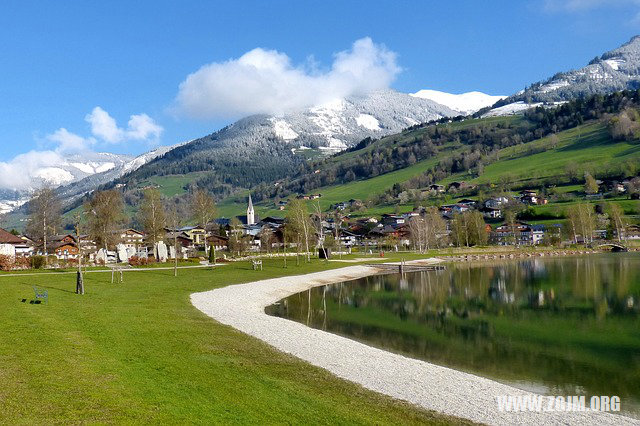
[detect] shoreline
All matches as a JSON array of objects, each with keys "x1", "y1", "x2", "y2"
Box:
[{"x1": 190, "y1": 262, "x2": 637, "y2": 425}]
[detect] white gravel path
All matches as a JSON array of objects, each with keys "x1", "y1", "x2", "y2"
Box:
[{"x1": 191, "y1": 264, "x2": 638, "y2": 425}]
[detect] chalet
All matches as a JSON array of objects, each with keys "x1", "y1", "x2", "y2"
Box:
[
  {"x1": 480, "y1": 206, "x2": 502, "y2": 219},
  {"x1": 206, "y1": 234, "x2": 229, "y2": 251},
  {"x1": 519, "y1": 190, "x2": 547, "y2": 205},
  {"x1": 119, "y1": 229, "x2": 145, "y2": 249},
  {"x1": 457, "y1": 199, "x2": 477, "y2": 208},
  {"x1": 332, "y1": 202, "x2": 348, "y2": 210},
  {"x1": 381, "y1": 214, "x2": 406, "y2": 226},
  {"x1": 259, "y1": 216, "x2": 285, "y2": 227},
  {"x1": 277, "y1": 200, "x2": 288, "y2": 210},
  {"x1": 626, "y1": 224, "x2": 640, "y2": 240},
  {"x1": 0, "y1": 228, "x2": 33, "y2": 255},
  {"x1": 491, "y1": 222, "x2": 545, "y2": 246},
  {"x1": 484, "y1": 197, "x2": 508, "y2": 209},
  {"x1": 165, "y1": 228, "x2": 194, "y2": 248},
  {"x1": 338, "y1": 230, "x2": 360, "y2": 247},
  {"x1": 53, "y1": 241, "x2": 79, "y2": 260}
]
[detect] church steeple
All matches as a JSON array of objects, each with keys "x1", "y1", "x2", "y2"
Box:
[{"x1": 247, "y1": 194, "x2": 255, "y2": 225}]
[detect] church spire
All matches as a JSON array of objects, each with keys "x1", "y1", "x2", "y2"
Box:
[{"x1": 247, "y1": 194, "x2": 255, "y2": 225}]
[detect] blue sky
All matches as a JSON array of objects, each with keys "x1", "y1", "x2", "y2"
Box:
[{"x1": 1, "y1": 0, "x2": 640, "y2": 162}]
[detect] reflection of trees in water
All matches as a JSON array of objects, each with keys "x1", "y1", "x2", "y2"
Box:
[{"x1": 266, "y1": 255, "x2": 640, "y2": 411}]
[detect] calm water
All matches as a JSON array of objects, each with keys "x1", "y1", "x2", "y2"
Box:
[{"x1": 266, "y1": 254, "x2": 640, "y2": 415}]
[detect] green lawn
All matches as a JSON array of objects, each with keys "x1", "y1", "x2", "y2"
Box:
[{"x1": 0, "y1": 258, "x2": 464, "y2": 424}]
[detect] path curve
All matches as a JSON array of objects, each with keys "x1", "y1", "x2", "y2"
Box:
[{"x1": 191, "y1": 264, "x2": 638, "y2": 425}]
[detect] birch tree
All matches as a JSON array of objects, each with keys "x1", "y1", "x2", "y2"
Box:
[
  {"x1": 287, "y1": 199, "x2": 314, "y2": 262},
  {"x1": 26, "y1": 187, "x2": 61, "y2": 259},
  {"x1": 607, "y1": 203, "x2": 626, "y2": 242},
  {"x1": 190, "y1": 189, "x2": 216, "y2": 256},
  {"x1": 84, "y1": 190, "x2": 126, "y2": 250},
  {"x1": 138, "y1": 188, "x2": 166, "y2": 248}
]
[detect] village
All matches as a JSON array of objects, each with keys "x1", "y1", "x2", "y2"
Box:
[{"x1": 0, "y1": 179, "x2": 638, "y2": 270}]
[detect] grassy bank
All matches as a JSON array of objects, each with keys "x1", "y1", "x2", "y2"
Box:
[{"x1": 0, "y1": 256, "x2": 464, "y2": 424}]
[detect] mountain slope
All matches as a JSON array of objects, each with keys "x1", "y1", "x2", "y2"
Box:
[
  {"x1": 0, "y1": 144, "x2": 185, "y2": 214},
  {"x1": 410, "y1": 90, "x2": 506, "y2": 115},
  {"x1": 110, "y1": 90, "x2": 459, "y2": 199},
  {"x1": 495, "y1": 36, "x2": 640, "y2": 109},
  {"x1": 215, "y1": 90, "x2": 640, "y2": 218}
]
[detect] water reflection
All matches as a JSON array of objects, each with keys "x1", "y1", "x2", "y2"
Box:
[{"x1": 267, "y1": 254, "x2": 640, "y2": 415}]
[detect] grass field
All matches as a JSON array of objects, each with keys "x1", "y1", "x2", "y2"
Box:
[{"x1": 0, "y1": 257, "x2": 464, "y2": 424}]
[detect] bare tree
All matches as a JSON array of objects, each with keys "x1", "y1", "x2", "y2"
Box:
[
  {"x1": 138, "y1": 188, "x2": 166, "y2": 248},
  {"x1": 190, "y1": 189, "x2": 216, "y2": 256},
  {"x1": 85, "y1": 190, "x2": 126, "y2": 250},
  {"x1": 26, "y1": 187, "x2": 61, "y2": 259},
  {"x1": 287, "y1": 199, "x2": 314, "y2": 262},
  {"x1": 607, "y1": 203, "x2": 626, "y2": 242},
  {"x1": 166, "y1": 203, "x2": 182, "y2": 277}
]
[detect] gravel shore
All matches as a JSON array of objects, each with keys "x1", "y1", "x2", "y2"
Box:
[{"x1": 191, "y1": 263, "x2": 638, "y2": 425}]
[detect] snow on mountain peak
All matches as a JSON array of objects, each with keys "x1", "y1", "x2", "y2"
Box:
[{"x1": 410, "y1": 89, "x2": 506, "y2": 115}]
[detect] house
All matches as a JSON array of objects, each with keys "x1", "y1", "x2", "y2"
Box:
[
  {"x1": 457, "y1": 198, "x2": 477, "y2": 208},
  {"x1": 447, "y1": 181, "x2": 468, "y2": 192},
  {"x1": 428, "y1": 184, "x2": 445, "y2": 193},
  {"x1": 491, "y1": 222, "x2": 545, "y2": 246},
  {"x1": 206, "y1": 234, "x2": 229, "y2": 251},
  {"x1": 277, "y1": 200, "x2": 288, "y2": 210},
  {"x1": 0, "y1": 228, "x2": 33, "y2": 255},
  {"x1": 381, "y1": 214, "x2": 405, "y2": 226},
  {"x1": 53, "y1": 241, "x2": 79, "y2": 260},
  {"x1": 480, "y1": 206, "x2": 502, "y2": 219},
  {"x1": 626, "y1": 224, "x2": 640, "y2": 240},
  {"x1": 119, "y1": 229, "x2": 145, "y2": 249},
  {"x1": 165, "y1": 228, "x2": 194, "y2": 248},
  {"x1": 484, "y1": 197, "x2": 508, "y2": 209},
  {"x1": 520, "y1": 190, "x2": 538, "y2": 205}
]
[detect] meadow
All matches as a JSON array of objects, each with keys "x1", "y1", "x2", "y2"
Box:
[{"x1": 0, "y1": 256, "x2": 464, "y2": 424}]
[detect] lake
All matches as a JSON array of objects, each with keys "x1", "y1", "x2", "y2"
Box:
[{"x1": 266, "y1": 253, "x2": 640, "y2": 415}]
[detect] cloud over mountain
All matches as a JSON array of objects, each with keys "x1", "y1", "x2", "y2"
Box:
[{"x1": 175, "y1": 37, "x2": 401, "y2": 120}]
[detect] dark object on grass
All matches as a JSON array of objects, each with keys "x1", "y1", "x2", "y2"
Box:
[{"x1": 319, "y1": 248, "x2": 331, "y2": 259}]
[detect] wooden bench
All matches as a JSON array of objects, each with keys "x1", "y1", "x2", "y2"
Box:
[
  {"x1": 251, "y1": 260, "x2": 263, "y2": 271},
  {"x1": 33, "y1": 286, "x2": 48, "y2": 304}
]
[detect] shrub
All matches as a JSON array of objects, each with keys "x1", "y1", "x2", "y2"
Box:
[
  {"x1": 30, "y1": 255, "x2": 46, "y2": 269},
  {"x1": 0, "y1": 255, "x2": 14, "y2": 271}
]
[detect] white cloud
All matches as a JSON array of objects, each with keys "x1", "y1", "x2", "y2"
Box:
[
  {"x1": 0, "y1": 108, "x2": 164, "y2": 190},
  {"x1": 46, "y1": 128, "x2": 95, "y2": 153},
  {"x1": 85, "y1": 106, "x2": 163, "y2": 143},
  {"x1": 0, "y1": 150, "x2": 65, "y2": 190},
  {"x1": 125, "y1": 113, "x2": 164, "y2": 140},
  {"x1": 175, "y1": 37, "x2": 401, "y2": 119},
  {"x1": 86, "y1": 107, "x2": 123, "y2": 143}
]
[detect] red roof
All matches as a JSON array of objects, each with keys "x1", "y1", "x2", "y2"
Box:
[{"x1": 0, "y1": 228, "x2": 25, "y2": 245}]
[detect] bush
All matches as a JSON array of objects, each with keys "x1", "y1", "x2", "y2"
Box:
[
  {"x1": 30, "y1": 255, "x2": 46, "y2": 269},
  {"x1": 128, "y1": 256, "x2": 149, "y2": 266},
  {"x1": 0, "y1": 255, "x2": 14, "y2": 271}
]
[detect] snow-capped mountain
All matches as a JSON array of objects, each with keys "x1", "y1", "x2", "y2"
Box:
[
  {"x1": 111, "y1": 89, "x2": 459, "y2": 200},
  {"x1": 266, "y1": 89, "x2": 460, "y2": 150},
  {"x1": 486, "y1": 35, "x2": 640, "y2": 116},
  {"x1": 410, "y1": 90, "x2": 506, "y2": 115},
  {"x1": 0, "y1": 144, "x2": 184, "y2": 213}
]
